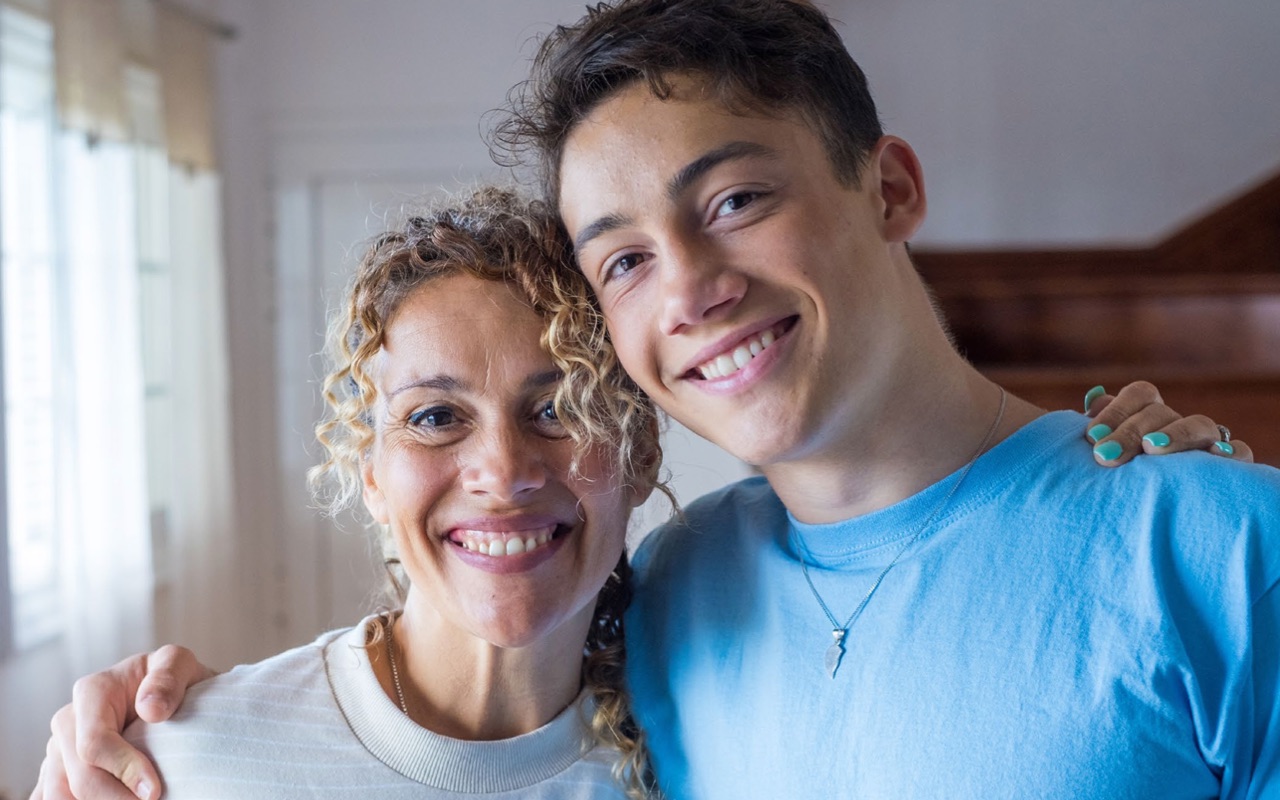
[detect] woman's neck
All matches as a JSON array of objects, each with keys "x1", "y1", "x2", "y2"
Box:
[{"x1": 373, "y1": 597, "x2": 592, "y2": 741}]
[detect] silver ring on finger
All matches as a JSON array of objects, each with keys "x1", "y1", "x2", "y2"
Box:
[{"x1": 1216, "y1": 424, "x2": 1231, "y2": 442}]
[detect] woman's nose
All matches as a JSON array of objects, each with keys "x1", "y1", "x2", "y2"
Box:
[{"x1": 460, "y1": 428, "x2": 548, "y2": 501}]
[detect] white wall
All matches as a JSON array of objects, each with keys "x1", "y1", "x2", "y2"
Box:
[{"x1": 837, "y1": 0, "x2": 1280, "y2": 246}]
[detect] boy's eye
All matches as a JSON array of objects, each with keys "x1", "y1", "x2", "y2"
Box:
[
  {"x1": 715, "y1": 192, "x2": 757, "y2": 217},
  {"x1": 409, "y1": 407, "x2": 455, "y2": 428}
]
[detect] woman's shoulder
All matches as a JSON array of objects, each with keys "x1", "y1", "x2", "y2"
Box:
[
  {"x1": 121, "y1": 624, "x2": 371, "y2": 797},
  {"x1": 122, "y1": 625, "x2": 354, "y2": 750},
  {"x1": 182, "y1": 625, "x2": 349, "y2": 714}
]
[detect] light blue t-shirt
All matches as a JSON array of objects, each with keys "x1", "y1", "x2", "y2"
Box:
[{"x1": 627, "y1": 411, "x2": 1280, "y2": 799}]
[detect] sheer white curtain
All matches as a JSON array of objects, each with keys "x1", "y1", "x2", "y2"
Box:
[
  {"x1": 0, "y1": 1, "x2": 232, "y2": 788},
  {"x1": 163, "y1": 167, "x2": 237, "y2": 656},
  {"x1": 54, "y1": 132, "x2": 154, "y2": 674},
  {"x1": 2, "y1": 0, "x2": 232, "y2": 667}
]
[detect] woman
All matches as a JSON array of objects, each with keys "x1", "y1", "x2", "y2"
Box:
[
  {"x1": 128, "y1": 187, "x2": 660, "y2": 798},
  {"x1": 31, "y1": 184, "x2": 1251, "y2": 800}
]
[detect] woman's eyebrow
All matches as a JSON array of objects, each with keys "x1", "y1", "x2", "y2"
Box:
[
  {"x1": 388, "y1": 374, "x2": 466, "y2": 399},
  {"x1": 523, "y1": 369, "x2": 563, "y2": 392}
]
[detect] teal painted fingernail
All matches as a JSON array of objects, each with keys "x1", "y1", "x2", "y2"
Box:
[
  {"x1": 1143, "y1": 432, "x2": 1171, "y2": 448},
  {"x1": 1094, "y1": 441, "x2": 1123, "y2": 462},
  {"x1": 1214, "y1": 441, "x2": 1235, "y2": 455},
  {"x1": 1087, "y1": 423, "x2": 1112, "y2": 444},
  {"x1": 1084, "y1": 385, "x2": 1106, "y2": 412}
]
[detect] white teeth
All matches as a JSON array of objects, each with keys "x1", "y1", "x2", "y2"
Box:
[
  {"x1": 456, "y1": 527, "x2": 557, "y2": 558},
  {"x1": 697, "y1": 327, "x2": 781, "y2": 380}
]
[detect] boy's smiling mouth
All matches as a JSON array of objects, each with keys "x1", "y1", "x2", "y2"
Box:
[{"x1": 686, "y1": 316, "x2": 798, "y2": 381}]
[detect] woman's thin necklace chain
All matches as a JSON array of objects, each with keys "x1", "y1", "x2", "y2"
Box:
[
  {"x1": 791, "y1": 387, "x2": 1007, "y2": 679},
  {"x1": 385, "y1": 614, "x2": 409, "y2": 714}
]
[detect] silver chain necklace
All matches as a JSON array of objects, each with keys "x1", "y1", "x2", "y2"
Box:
[
  {"x1": 384, "y1": 613, "x2": 409, "y2": 714},
  {"x1": 790, "y1": 387, "x2": 1007, "y2": 679}
]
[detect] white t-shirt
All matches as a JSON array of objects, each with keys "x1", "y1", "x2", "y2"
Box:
[{"x1": 125, "y1": 615, "x2": 626, "y2": 798}]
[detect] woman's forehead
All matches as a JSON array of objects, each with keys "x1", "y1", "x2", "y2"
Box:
[{"x1": 377, "y1": 275, "x2": 553, "y2": 394}]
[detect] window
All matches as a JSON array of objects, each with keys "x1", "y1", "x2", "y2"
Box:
[
  {"x1": 0, "y1": 8, "x2": 174, "y2": 657},
  {"x1": 0, "y1": 1, "x2": 222, "y2": 663},
  {"x1": 0, "y1": 5, "x2": 60, "y2": 653}
]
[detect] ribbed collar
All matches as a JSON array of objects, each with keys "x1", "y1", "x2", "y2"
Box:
[{"x1": 324, "y1": 616, "x2": 597, "y2": 791}]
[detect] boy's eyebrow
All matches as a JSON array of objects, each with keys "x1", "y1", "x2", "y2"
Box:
[
  {"x1": 571, "y1": 141, "x2": 779, "y2": 253},
  {"x1": 666, "y1": 140, "x2": 779, "y2": 202}
]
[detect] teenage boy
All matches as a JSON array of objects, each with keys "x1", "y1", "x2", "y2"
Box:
[
  {"x1": 522, "y1": 2, "x2": 1279, "y2": 797},
  {"x1": 32, "y1": 2, "x2": 1275, "y2": 799}
]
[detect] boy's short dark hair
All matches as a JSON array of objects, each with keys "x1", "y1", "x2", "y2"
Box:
[{"x1": 493, "y1": 0, "x2": 885, "y2": 206}]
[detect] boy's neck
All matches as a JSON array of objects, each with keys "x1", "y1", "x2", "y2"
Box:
[{"x1": 763, "y1": 365, "x2": 1043, "y2": 525}]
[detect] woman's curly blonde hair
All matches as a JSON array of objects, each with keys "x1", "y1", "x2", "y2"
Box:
[{"x1": 308, "y1": 185, "x2": 664, "y2": 798}]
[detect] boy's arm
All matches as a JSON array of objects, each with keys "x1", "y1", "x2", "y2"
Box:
[{"x1": 31, "y1": 646, "x2": 214, "y2": 800}]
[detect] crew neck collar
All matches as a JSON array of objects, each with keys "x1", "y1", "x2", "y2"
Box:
[{"x1": 325, "y1": 616, "x2": 597, "y2": 792}]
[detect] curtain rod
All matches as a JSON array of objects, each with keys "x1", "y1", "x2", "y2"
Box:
[{"x1": 153, "y1": 0, "x2": 237, "y2": 40}]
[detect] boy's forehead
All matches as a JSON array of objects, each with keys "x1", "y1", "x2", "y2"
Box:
[
  {"x1": 554, "y1": 76, "x2": 852, "y2": 308},
  {"x1": 557, "y1": 75, "x2": 809, "y2": 195}
]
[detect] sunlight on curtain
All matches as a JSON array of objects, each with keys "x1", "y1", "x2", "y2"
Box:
[
  {"x1": 0, "y1": 4, "x2": 59, "y2": 651},
  {"x1": 55, "y1": 132, "x2": 154, "y2": 674},
  {"x1": 162, "y1": 168, "x2": 236, "y2": 655}
]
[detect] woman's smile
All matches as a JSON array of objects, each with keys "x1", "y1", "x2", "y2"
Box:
[{"x1": 447, "y1": 516, "x2": 573, "y2": 574}]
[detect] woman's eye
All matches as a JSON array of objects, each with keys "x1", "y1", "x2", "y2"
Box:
[
  {"x1": 409, "y1": 407, "x2": 455, "y2": 428},
  {"x1": 605, "y1": 252, "x2": 646, "y2": 280},
  {"x1": 535, "y1": 399, "x2": 568, "y2": 435},
  {"x1": 715, "y1": 191, "x2": 757, "y2": 218}
]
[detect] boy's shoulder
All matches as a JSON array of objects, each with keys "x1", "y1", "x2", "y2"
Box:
[{"x1": 633, "y1": 475, "x2": 784, "y2": 573}]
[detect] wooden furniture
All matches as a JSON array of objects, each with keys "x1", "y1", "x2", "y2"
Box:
[{"x1": 913, "y1": 172, "x2": 1280, "y2": 466}]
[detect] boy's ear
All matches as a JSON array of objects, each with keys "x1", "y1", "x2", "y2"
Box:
[
  {"x1": 362, "y1": 455, "x2": 389, "y2": 524},
  {"x1": 869, "y1": 135, "x2": 927, "y2": 242}
]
